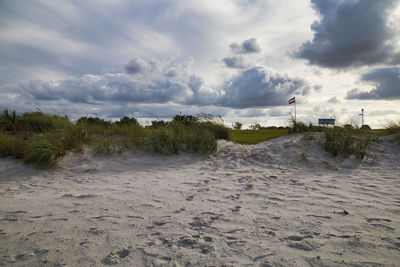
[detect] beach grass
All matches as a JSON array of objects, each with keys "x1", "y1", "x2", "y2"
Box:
[
  {"x1": 230, "y1": 129, "x2": 289, "y2": 144},
  {"x1": 0, "y1": 110, "x2": 230, "y2": 167}
]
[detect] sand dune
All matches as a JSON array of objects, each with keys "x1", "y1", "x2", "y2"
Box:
[{"x1": 0, "y1": 134, "x2": 399, "y2": 266}]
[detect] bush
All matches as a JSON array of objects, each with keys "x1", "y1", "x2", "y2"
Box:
[
  {"x1": 77, "y1": 116, "x2": 112, "y2": 127},
  {"x1": 232, "y1": 122, "x2": 243, "y2": 130},
  {"x1": 115, "y1": 116, "x2": 139, "y2": 127},
  {"x1": 173, "y1": 114, "x2": 198, "y2": 125},
  {"x1": 148, "y1": 120, "x2": 169, "y2": 129}
]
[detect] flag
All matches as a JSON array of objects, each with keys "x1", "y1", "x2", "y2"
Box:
[{"x1": 288, "y1": 97, "x2": 295, "y2": 104}]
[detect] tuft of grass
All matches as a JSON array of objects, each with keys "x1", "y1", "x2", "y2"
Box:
[
  {"x1": 385, "y1": 121, "x2": 400, "y2": 135},
  {"x1": 24, "y1": 138, "x2": 59, "y2": 167},
  {"x1": 183, "y1": 129, "x2": 216, "y2": 153},
  {"x1": 324, "y1": 128, "x2": 370, "y2": 159},
  {"x1": 148, "y1": 130, "x2": 179, "y2": 154},
  {"x1": 93, "y1": 139, "x2": 123, "y2": 155},
  {"x1": 0, "y1": 132, "x2": 21, "y2": 157}
]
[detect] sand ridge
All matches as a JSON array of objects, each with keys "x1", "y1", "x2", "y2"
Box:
[{"x1": 0, "y1": 134, "x2": 399, "y2": 266}]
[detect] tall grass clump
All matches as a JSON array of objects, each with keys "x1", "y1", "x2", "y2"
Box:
[
  {"x1": 24, "y1": 138, "x2": 59, "y2": 167},
  {"x1": 385, "y1": 121, "x2": 400, "y2": 135},
  {"x1": 148, "y1": 129, "x2": 180, "y2": 154},
  {"x1": 0, "y1": 109, "x2": 230, "y2": 166},
  {"x1": 287, "y1": 114, "x2": 373, "y2": 159},
  {"x1": 324, "y1": 128, "x2": 370, "y2": 159},
  {"x1": 0, "y1": 132, "x2": 22, "y2": 157}
]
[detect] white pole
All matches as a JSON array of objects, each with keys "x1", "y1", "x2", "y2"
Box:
[
  {"x1": 295, "y1": 100, "x2": 297, "y2": 123},
  {"x1": 359, "y1": 109, "x2": 364, "y2": 127}
]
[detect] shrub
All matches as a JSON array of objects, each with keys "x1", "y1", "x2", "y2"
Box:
[
  {"x1": 77, "y1": 116, "x2": 112, "y2": 127},
  {"x1": 115, "y1": 116, "x2": 139, "y2": 127},
  {"x1": 232, "y1": 122, "x2": 243, "y2": 130},
  {"x1": 149, "y1": 120, "x2": 169, "y2": 129},
  {"x1": 0, "y1": 109, "x2": 16, "y2": 131},
  {"x1": 173, "y1": 114, "x2": 198, "y2": 125}
]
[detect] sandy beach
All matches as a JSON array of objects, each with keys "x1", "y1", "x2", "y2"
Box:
[{"x1": 0, "y1": 134, "x2": 399, "y2": 266}]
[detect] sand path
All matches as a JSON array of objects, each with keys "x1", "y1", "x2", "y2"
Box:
[{"x1": 0, "y1": 134, "x2": 399, "y2": 266}]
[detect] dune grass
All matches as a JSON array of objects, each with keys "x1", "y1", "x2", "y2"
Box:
[
  {"x1": 231, "y1": 129, "x2": 289, "y2": 144},
  {"x1": 288, "y1": 118, "x2": 400, "y2": 158},
  {"x1": 0, "y1": 110, "x2": 230, "y2": 167}
]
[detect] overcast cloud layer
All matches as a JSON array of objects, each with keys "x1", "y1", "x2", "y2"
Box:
[{"x1": 0, "y1": 0, "x2": 399, "y2": 128}]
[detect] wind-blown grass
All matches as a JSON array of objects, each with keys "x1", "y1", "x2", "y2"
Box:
[
  {"x1": 0, "y1": 110, "x2": 230, "y2": 167},
  {"x1": 288, "y1": 117, "x2": 377, "y2": 158}
]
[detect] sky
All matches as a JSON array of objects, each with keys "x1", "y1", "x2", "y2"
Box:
[{"x1": 1, "y1": 0, "x2": 400, "y2": 128}]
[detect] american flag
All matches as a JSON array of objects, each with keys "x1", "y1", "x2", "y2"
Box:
[{"x1": 288, "y1": 97, "x2": 295, "y2": 104}]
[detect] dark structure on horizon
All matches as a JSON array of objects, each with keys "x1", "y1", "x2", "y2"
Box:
[{"x1": 318, "y1": 118, "x2": 335, "y2": 126}]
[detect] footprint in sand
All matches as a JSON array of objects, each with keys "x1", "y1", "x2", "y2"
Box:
[
  {"x1": 231, "y1": 206, "x2": 241, "y2": 212},
  {"x1": 101, "y1": 249, "x2": 130, "y2": 265}
]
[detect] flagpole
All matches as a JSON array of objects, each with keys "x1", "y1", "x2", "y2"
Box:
[{"x1": 294, "y1": 100, "x2": 296, "y2": 123}]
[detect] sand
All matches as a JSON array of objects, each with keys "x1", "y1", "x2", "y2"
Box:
[{"x1": 0, "y1": 133, "x2": 399, "y2": 266}]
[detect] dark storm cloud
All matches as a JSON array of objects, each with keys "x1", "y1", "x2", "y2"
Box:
[
  {"x1": 346, "y1": 67, "x2": 400, "y2": 100},
  {"x1": 216, "y1": 66, "x2": 306, "y2": 108},
  {"x1": 230, "y1": 38, "x2": 261, "y2": 54},
  {"x1": 21, "y1": 73, "x2": 189, "y2": 104},
  {"x1": 18, "y1": 62, "x2": 307, "y2": 111},
  {"x1": 223, "y1": 56, "x2": 247, "y2": 69},
  {"x1": 105, "y1": 104, "x2": 229, "y2": 119},
  {"x1": 296, "y1": 0, "x2": 400, "y2": 68}
]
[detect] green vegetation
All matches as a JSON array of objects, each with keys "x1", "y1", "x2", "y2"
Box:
[
  {"x1": 231, "y1": 129, "x2": 289, "y2": 144},
  {"x1": 0, "y1": 110, "x2": 230, "y2": 167},
  {"x1": 288, "y1": 117, "x2": 400, "y2": 159},
  {"x1": 324, "y1": 128, "x2": 370, "y2": 159},
  {"x1": 232, "y1": 121, "x2": 243, "y2": 130}
]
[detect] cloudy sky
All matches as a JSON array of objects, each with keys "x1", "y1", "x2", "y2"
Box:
[{"x1": 1, "y1": 0, "x2": 400, "y2": 128}]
